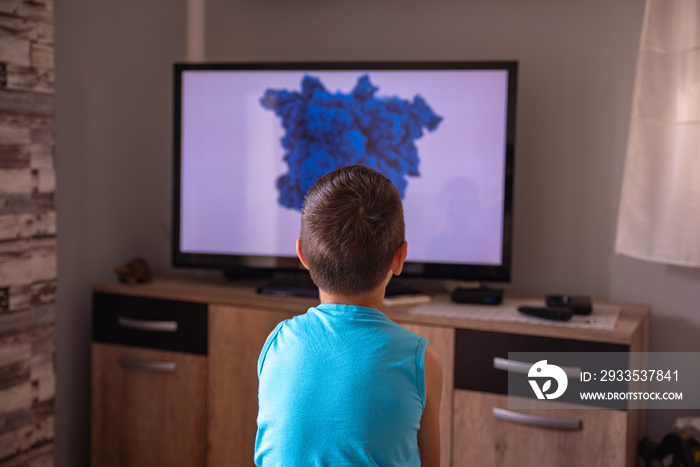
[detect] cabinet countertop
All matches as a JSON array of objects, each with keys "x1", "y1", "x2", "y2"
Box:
[{"x1": 93, "y1": 272, "x2": 650, "y2": 346}]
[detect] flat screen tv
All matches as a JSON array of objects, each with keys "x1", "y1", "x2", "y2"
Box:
[{"x1": 173, "y1": 61, "x2": 517, "y2": 287}]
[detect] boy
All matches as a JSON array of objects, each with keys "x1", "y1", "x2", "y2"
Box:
[{"x1": 255, "y1": 165, "x2": 442, "y2": 466}]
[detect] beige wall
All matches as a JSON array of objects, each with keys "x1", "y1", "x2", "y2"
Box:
[
  {"x1": 54, "y1": 2, "x2": 186, "y2": 466},
  {"x1": 55, "y1": 1, "x2": 700, "y2": 465},
  {"x1": 204, "y1": 0, "x2": 643, "y2": 299}
]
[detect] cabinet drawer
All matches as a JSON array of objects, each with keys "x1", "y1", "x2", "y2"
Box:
[
  {"x1": 92, "y1": 292, "x2": 207, "y2": 355},
  {"x1": 452, "y1": 389, "x2": 627, "y2": 466},
  {"x1": 454, "y1": 328, "x2": 627, "y2": 394},
  {"x1": 91, "y1": 343, "x2": 207, "y2": 467}
]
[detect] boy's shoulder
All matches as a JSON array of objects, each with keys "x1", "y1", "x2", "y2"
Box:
[
  {"x1": 279, "y1": 305, "x2": 417, "y2": 333},
  {"x1": 272, "y1": 304, "x2": 426, "y2": 344}
]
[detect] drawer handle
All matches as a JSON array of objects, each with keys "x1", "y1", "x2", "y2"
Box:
[
  {"x1": 493, "y1": 357, "x2": 581, "y2": 379},
  {"x1": 118, "y1": 357, "x2": 177, "y2": 372},
  {"x1": 493, "y1": 407, "x2": 581, "y2": 430},
  {"x1": 118, "y1": 316, "x2": 178, "y2": 332}
]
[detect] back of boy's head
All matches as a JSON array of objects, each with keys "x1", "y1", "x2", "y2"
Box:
[{"x1": 300, "y1": 165, "x2": 405, "y2": 297}]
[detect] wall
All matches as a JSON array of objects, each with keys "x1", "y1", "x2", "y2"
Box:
[
  {"x1": 206, "y1": 0, "x2": 644, "y2": 299},
  {"x1": 54, "y1": 1, "x2": 186, "y2": 466},
  {"x1": 54, "y1": 0, "x2": 699, "y2": 465},
  {"x1": 0, "y1": 0, "x2": 56, "y2": 464}
]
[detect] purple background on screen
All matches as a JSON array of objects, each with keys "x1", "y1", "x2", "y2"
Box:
[{"x1": 180, "y1": 69, "x2": 508, "y2": 265}]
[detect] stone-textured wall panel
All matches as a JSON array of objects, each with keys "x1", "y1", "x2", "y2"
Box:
[{"x1": 0, "y1": 0, "x2": 55, "y2": 464}]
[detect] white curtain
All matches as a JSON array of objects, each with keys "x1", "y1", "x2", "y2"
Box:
[{"x1": 615, "y1": 0, "x2": 700, "y2": 267}]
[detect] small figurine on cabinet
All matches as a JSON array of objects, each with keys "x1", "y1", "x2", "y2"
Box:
[{"x1": 114, "y1": 258, "x2": 152, "y2": 285}]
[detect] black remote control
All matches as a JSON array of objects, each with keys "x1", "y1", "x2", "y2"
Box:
[{"x1": 518, "y1": 306, "x2": 573, "y2": 321}]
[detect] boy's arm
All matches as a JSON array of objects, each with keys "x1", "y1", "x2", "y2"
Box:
[{"x1": 417, "y1": 344, "x2": 442, "y2": 467}]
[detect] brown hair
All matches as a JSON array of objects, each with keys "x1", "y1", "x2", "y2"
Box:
[{"x1": 300, "y1": 165, "x2": 405, "y2": 297}]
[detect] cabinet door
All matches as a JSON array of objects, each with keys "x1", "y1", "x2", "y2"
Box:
[
  {"x1": 91, "y1": 343, "x2": 207, "y2": 467},
  {"x1": 208, "y1": 305, "x2": 295, "y2": 467},
  {"x1": 400, "y1": 323, "x2": 454, "y2": 467},
  {"x1": 452, "y1": 389, "x2": 627, "y2": 467}
]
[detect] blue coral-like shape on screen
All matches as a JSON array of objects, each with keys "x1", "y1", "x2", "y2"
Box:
[{"x1": 260, "y1": 74, "x2": 443, "y2": 211}]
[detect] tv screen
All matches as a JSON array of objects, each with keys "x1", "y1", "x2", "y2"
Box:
[{"x1": 173, "y1": 61, "x2": 516, "y2": 283}]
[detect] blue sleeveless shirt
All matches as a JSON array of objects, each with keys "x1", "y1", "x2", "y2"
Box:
[{"x1": 255, "y1": 303, "x2": 428, "y2": 467}]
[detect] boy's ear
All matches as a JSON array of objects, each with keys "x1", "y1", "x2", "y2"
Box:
[
  {"x1": 390, "y1": 241, "x2": 408, "y2": 276},
  {"x1": 296, "y1": 237, "x2": 310, "y2": 270}
]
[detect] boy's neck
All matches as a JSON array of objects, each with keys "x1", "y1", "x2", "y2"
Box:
[{"x1": 319, "y1": 288, "x2": 385, "y2": 311}]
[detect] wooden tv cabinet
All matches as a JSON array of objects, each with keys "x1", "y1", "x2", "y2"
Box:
[{"x1": 91, "y1": 273, "x2": 649, "y2": 467}]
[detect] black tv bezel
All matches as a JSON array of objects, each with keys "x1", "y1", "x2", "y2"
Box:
[{"x1": 172, "y1": 61, "x2": 517, "y2": 282}]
